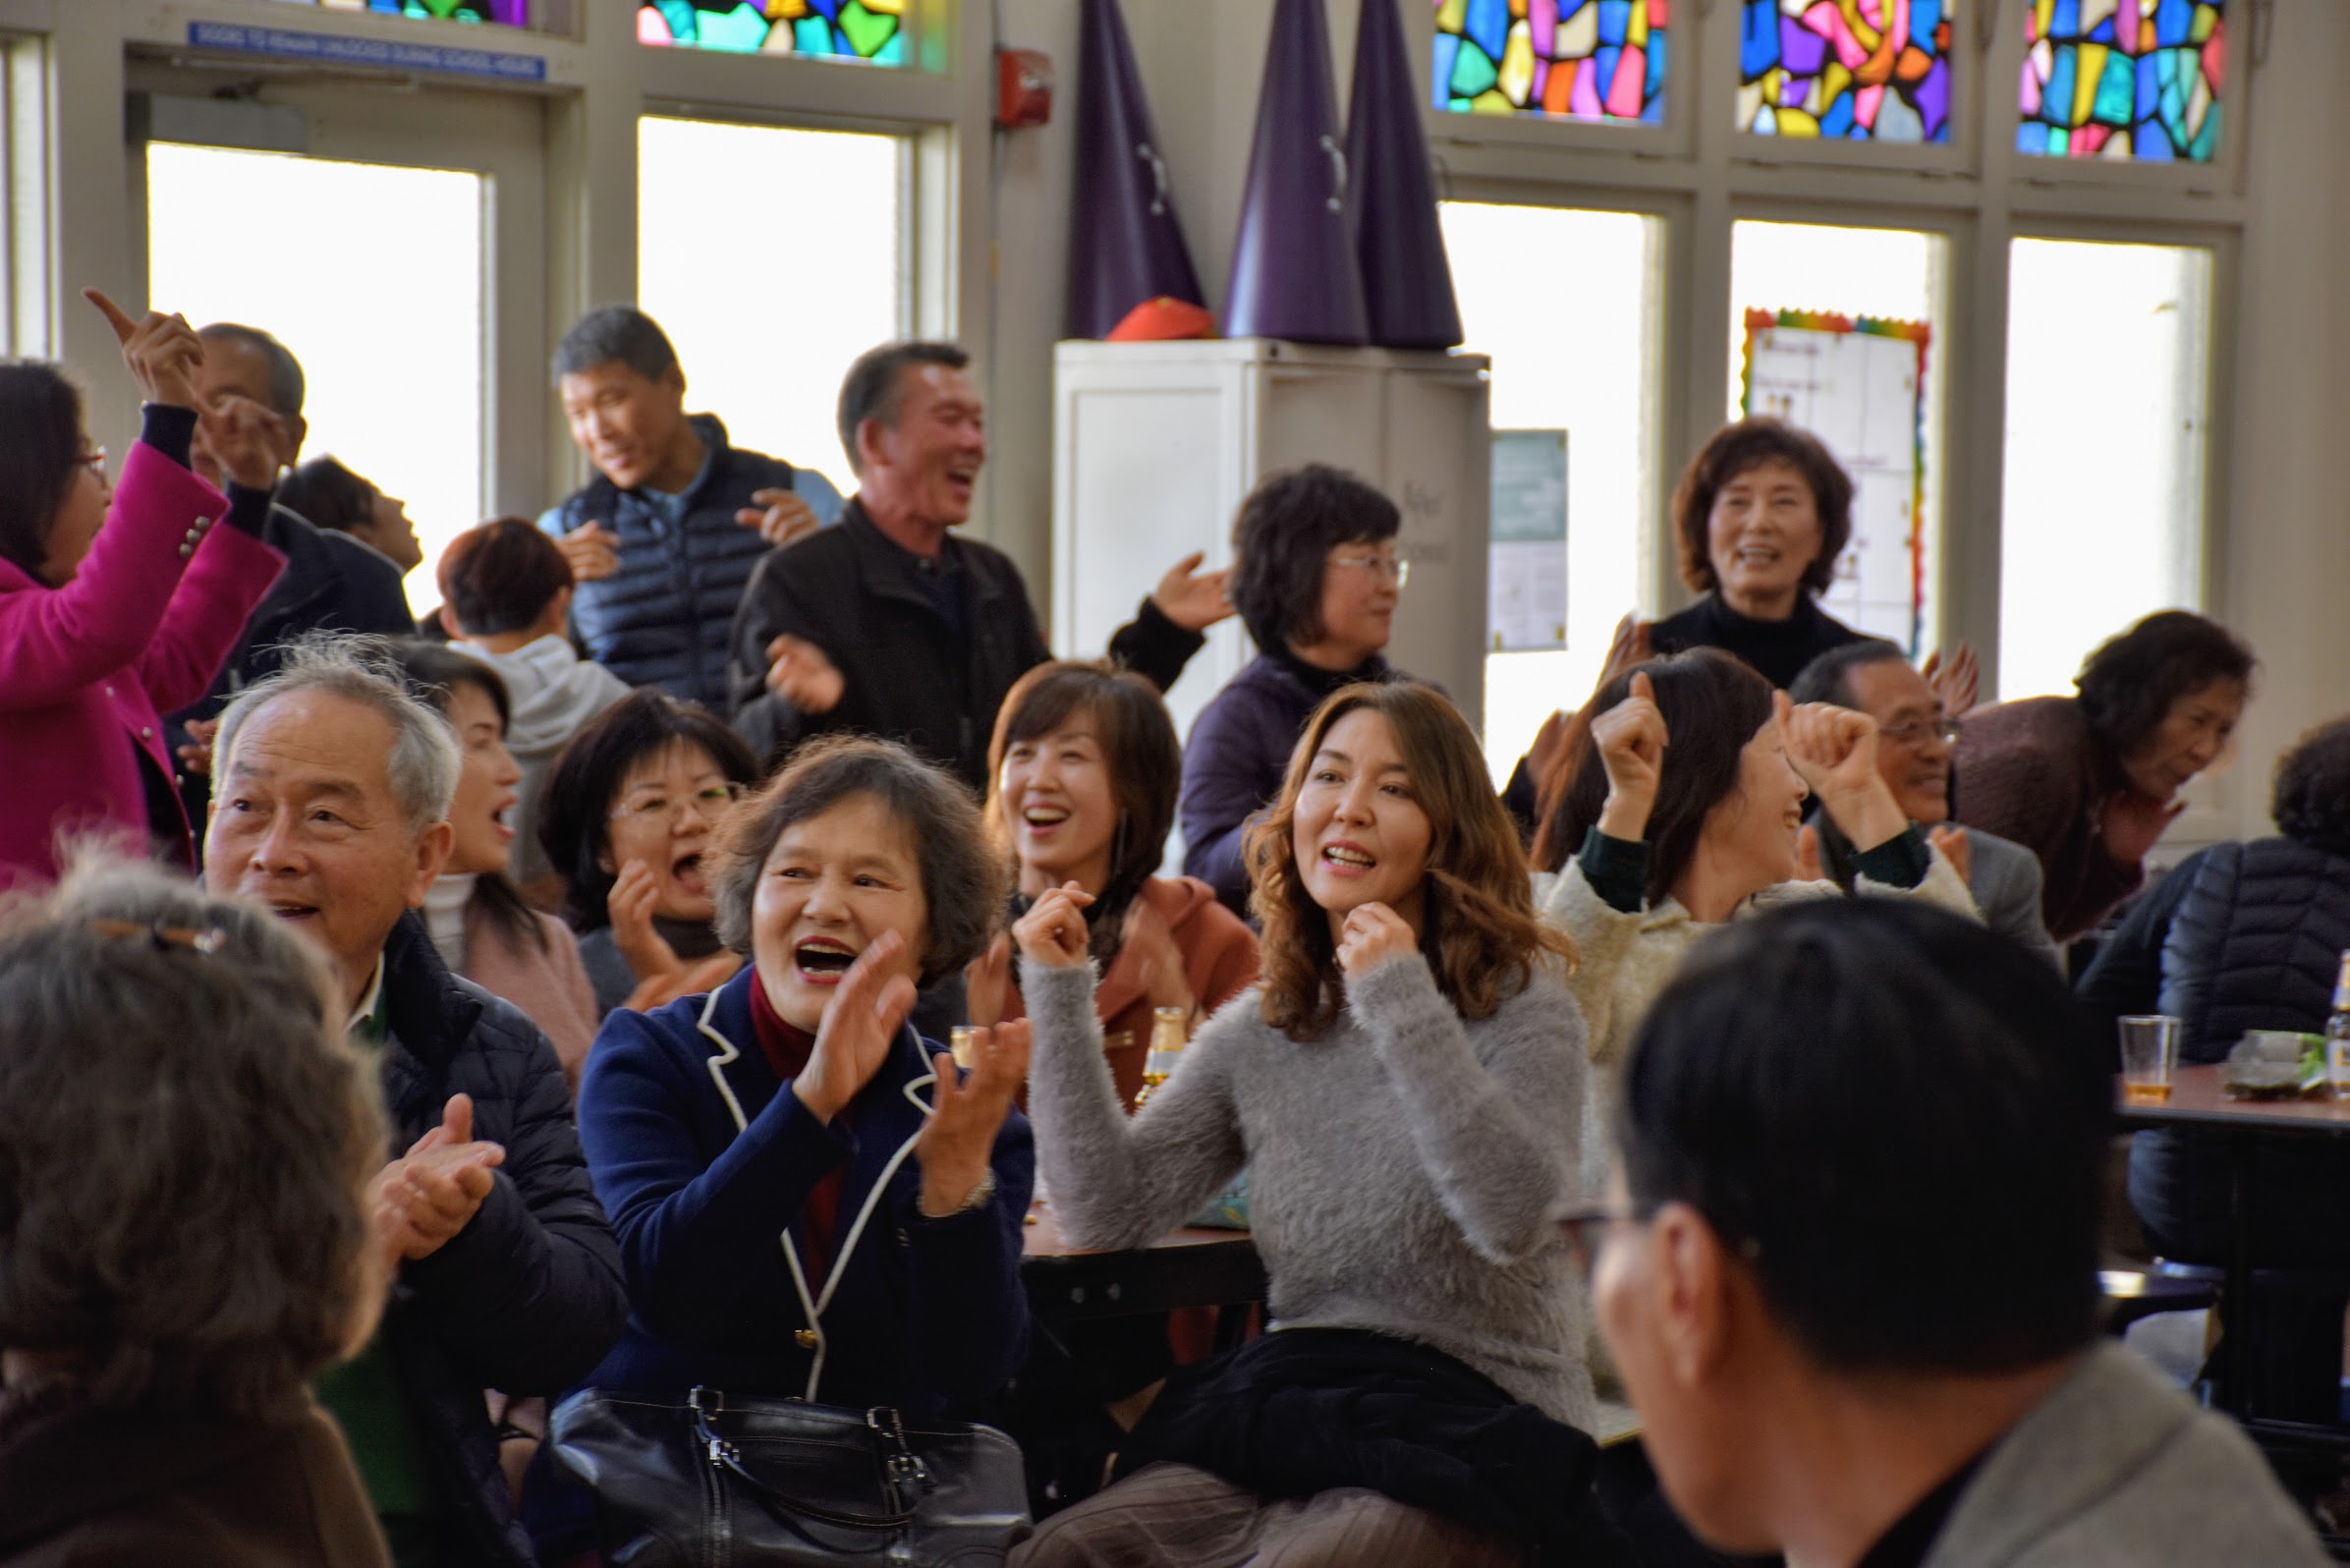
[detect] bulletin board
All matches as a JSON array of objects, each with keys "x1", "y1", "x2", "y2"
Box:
[{"x1": 1740, "y1": 308, "x2": 1930, "y2": 653}]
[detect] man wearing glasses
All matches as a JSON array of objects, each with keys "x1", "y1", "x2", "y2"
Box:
[
  {"x1": 1568, "y1": 898, "x2": 2327, "y2": 1568},
  {"x1": 1790, "y1": 640, "x2": 2059, "y2": 967}
]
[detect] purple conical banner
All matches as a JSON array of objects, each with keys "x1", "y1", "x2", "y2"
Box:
[
  {"x1": 1067, "y1": 0, "x2": 1207, "y2": 340},
  {"x1": 1348, "y1": 0, "x2": 1463, "y2": 349},
  {"x1": 1224, "y1": 0, "x2": 1370, "y2": 345}
]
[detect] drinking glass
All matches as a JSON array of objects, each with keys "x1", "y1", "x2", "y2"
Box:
[{"x1": 2118, "y1": 1015, "x2": 2182, "y2": 1104}]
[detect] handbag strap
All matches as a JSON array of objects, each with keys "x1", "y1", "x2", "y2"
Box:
[{"x1": 689, "y1": 1390, "x2": 928, "y2": 1532}]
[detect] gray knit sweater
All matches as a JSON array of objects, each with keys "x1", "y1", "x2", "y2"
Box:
[{"x1": 1023, "y1": 952, "x2": 1596, "y2": 1429}]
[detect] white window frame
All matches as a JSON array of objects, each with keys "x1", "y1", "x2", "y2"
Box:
[{"x1": 1418, "y1": 0, "x2": 2249, "y2": 702}]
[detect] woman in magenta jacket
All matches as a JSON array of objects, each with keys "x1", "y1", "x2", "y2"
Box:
[{"x1": 0, "y1": 291, "x2": 287, "y2": 888}]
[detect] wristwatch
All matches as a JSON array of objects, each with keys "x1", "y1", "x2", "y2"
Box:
[{"x1": 924, "y1": 1170, "x2": 996, "y2": 1218}]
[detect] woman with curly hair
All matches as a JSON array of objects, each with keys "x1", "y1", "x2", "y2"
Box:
[
  {"x1": 1955, "y1": 609, "x2": 2254, "y2": 942},
  {"x1": 1011, "y1": 683, "x2": 1620, "y2": 1568},
  {"x1": 0, "y1": 858, "x2": 389, "y2": 1565},
  {"x1": 2076, "y1": 715, "x2": 2350, "y2": 1420},
  {"x1": 1646, "y1": 418, "x2": 1870, "y2": 689}
]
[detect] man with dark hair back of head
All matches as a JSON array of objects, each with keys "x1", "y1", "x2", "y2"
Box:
[
  {"x1": 1789, "y1": 640, "x2": 2059, "y2": 967},
  {"x1": 724, "y1": 339, "x2": 1236, "y2": 790},
  {"x1": 1584, "y1": 898, "x2": 2326, "y2": 1568},
  {"x1": 535, "y1": 304, "x2": 847, "y2": 707},
  {"x1": 164, "y1": 321, "x2": 417, "y2": 825},
  {"x1": 438, "y1": 518, "x2": 632, "y2": 896}
]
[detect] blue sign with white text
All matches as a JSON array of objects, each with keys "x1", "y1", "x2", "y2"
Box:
[{"x1": 187, "y1": 21, "x2": 548, "y2": 83}]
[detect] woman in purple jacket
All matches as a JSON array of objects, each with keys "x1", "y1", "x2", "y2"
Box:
[
  {"x1": 1179, "y1": 466, "x2": 1414, "y2": 914},
  {"x1": 0, "y1": 290, "x2": 285, "y2": 888}
]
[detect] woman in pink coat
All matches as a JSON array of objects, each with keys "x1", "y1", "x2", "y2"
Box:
[{"x1": 0, "y1": 291, "x2": 287, "y2": 888}]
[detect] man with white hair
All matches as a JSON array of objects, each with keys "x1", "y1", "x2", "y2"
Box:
[{"x1": 203, "y1": 636, "x2": 626, "y2": 1568}]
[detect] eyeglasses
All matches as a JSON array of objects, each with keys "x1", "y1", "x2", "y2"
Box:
[
  {"x1": 77, "y1": 446, "x2": 109, "y2": 482},
  {"x1": 608, "y1": 782, "x2": 743, "y2": 827},
  {"x1": 1878, "y1": 717, "x2": 1963, "y2": 748},
  {"x1": 1329, "y1": 551, "x2": 1409, "y2": 588},
  {"x1": 1557, "y1": 1201, "x2": 1657, "y2": 1280}
]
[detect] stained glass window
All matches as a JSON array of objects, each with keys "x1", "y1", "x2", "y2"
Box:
[
  {"x1": 1431, "y1": 0, "x2": 1668, "y2": 124},
  {"x1": 2018, "y1": 0, "x2": 2223, "y2": 161},
  {"x1": 1738, "y1": 0, "x2": 1954, "y2": 142},
  {"x1": 272, "y1": 0, "x2": 540, "y2": 25},
  {"x1": 638, "y1": 0, "x2": 905, "y2": 63}
]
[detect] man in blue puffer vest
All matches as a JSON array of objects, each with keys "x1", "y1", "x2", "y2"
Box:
[{"x1": 537, "y1": 306, "x2": 845, "y2": 708}]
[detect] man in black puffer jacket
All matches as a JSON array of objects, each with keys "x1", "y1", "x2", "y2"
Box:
[
  {"x1": 204, "y1": 637, "x2": 628, "y2": 1566},
  {"x1": 2077, "y1": 715, "x2": 2350, "y2": 1421}
]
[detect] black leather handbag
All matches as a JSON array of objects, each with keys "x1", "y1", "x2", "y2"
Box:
[{"x1": 549, "y1": 1384, "x2": 1033, "y2": 1567}]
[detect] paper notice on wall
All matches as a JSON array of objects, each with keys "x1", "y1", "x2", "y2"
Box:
[
  {"x1": 1487, "y1": 429, "x2": 1568, "y2": 651},
  {"x1": 1742, "y1": 313, "x2": 1929, "y2": 651}
]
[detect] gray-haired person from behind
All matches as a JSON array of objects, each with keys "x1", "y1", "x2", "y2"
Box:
[
  {"x1": 0, "y1": 857, "x2": 393, "y2": 1566},
  {"x1": 202, "y1": 634, "x2": 628, "y2": 1567}
]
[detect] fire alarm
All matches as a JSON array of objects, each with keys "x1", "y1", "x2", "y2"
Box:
[{"x1": 997, "y1": 47, "x2": 1052, "y2": 129}]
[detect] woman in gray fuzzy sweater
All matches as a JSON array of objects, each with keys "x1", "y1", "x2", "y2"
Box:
[{"x1": 1010, "y1": 684, "x2": 1615, "y2": 1568}]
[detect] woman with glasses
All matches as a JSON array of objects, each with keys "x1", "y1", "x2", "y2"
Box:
[
  {"x1": 0, "y1": 291, "x2": 287, "y2": 889},
  {"x1": 1180, "y1": 465, "x2": 1414, "y2": 914},
  {"x1": 386, "y1": 642, "x2": 604, "y2": 1090},
  {"x1": 1789, "y1": 640, "x2": 2059, "y2": 967},
  {"x1": 1015, "y1": 683, "x2": 1615, "y2": 1568},
  {"x1": 537, "y1": 689, "x2": 761, "y2": 1016}
]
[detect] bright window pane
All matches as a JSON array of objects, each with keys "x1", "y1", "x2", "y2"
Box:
[
  {"x1": 638, "y1": 1, "x2": 905, "y2": 63},
  {"x1": 637, "y1": 117, "x2": 902, "y2": 495},
  {"x1": 2018, "y1": 0, "x2": 2225, "y2": 161},
  {"x1": 1442, "y1": 202, "x2": 1660, "y2": 780},
  {"x1": 146, "y1": 142, "x2": 484, "y2": 617},
  {"x1": 1998, "y1": 238, "x2": 2210, "y2": 700},
  {"x1": 1433, "y1": 0, "x2": 1666, "y2": 124},
  {"x1": 1729, "y1": 219, "x2": 1944, "y2": 652},
  {"x1": 1738, "y1": 0, "x2": 1957, "y2": 143}
]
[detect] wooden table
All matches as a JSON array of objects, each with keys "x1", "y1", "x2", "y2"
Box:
[
  {"x1": 1019, "y1": 1201, "x2": 1266, "y2": 1347},
  {"x1": 2114, "y1": 1066, "x2": 2350, "y2": 1432}
]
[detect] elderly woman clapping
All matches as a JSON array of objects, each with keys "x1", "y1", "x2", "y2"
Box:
[
  {"x1": 567, "y1": 735, "x2": 1033, "y2": 1428},
  {"x1": 0, "y1": 859, "x2": 390, "y2": 1565}
]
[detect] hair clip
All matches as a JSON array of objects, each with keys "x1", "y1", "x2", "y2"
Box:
[{"x1": 89, "y1": 918, "x2": 228, "y2": 955}]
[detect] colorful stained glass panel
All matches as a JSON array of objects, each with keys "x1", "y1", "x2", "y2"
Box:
[
  {"x1": 1432, "y1": 0, "x2": 1668, "y2": 125},
  {"x1": 274, "y1": 0, "x2": 541, "y2": 25},
  {"x1": 1737, "y1": 0, "x2": 1954, "y2": 143},
  {"x1": 637, "y1": 1, "x2": 906, "y2": 64},
  {"x1": 2017, "y1": 0, "x2": 2223, "y2": 161}
]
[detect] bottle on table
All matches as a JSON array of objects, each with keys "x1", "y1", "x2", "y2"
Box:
[
  {"x1": 1136, "y1": 1005, "x2": 1188, "y2": 1106},
  {"x1": 2327, "y1": 951, "x2": 2350, "y2": 1098}
]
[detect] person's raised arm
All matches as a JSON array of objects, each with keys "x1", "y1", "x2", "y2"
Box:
[
  {"x1": 1592, "y1": 671, "x2": 1668, "y2": 847},
  {"x1": 1014, "y1": 884, "x2": 1246, "y2": 1248}
]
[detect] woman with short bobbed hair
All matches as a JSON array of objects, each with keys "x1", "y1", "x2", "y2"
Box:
[
  {"x1": 972, "y1": 661, "x2": 1259, "y2": 1106},
  {"x1": 1647, "y1": 418, "x2": 1869, "y2": 689},
  {"x1": 0, "y1": 858, "x2": 388, "y2": 1565},
  {"x1": 1180, "y1": 464, "x2": 1414, "y2": 912},
  {"x1": 537, "y1": 689, "x2": 761, "y2": 1014},
  {"x1": 2076, "y1": 714, "x2": 2350, "y2": 1420},
  {"x1": 1955, "y1": 609, "x2": 2255, "y2": 942},
  {"x1": 545, "y1": 736, "x2": 1033, "y2": 1556}
]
